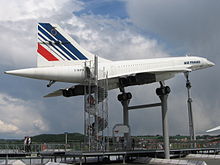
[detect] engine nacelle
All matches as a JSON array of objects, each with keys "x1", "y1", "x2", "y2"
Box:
[
  {"x1": 62, "y1": 88, "x2": 75, "y2": 97},
  {"x1": 119, "y1": 76, "x2": 137, "y2": 87},
  {"x1": 62, "y1": 85, "x2": 106, "y2": 98},
  {"x1": 119, "y1": 73, "x2": 156, "y2": 87},
  {"x1": 62, "y1": 85, "x2": 86, "y2": 97}
]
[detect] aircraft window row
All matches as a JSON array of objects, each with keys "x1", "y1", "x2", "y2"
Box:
[
  {"x1": 118, "y1": 64, "x2": 145, "y2": 68},
  {"x1": 74, "y1": 69, "x2": 84, "y2": 71},
  {"x1": 184, "y1": 61, "x2": 200, "y2": 65}
]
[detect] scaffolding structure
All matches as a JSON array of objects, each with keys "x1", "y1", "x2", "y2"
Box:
[{"x1": 84, "y1": 56, "x2": 109, "y2": 151}]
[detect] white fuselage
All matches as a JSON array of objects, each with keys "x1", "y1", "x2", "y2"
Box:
[{"x1": 5, "y1": 56, "x2": 214, "y2": 85}]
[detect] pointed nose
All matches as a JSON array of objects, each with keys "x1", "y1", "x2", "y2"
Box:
[{"x1": 207, "y1": 60, "x2": 215, "y2": 67}]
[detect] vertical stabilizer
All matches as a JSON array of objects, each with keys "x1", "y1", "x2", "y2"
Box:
[{"x1": 37, "y1": 23, "x2": 110, "y2": 67}]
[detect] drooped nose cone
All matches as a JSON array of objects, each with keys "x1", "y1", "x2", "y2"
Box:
[{"x1": 207, "y1": 61, "x2": 215, "y2": 67}]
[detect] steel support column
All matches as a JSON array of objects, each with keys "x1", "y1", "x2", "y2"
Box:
[
  {"x1": 118, "y1": 89, "x2": 132, "y2": 150},
  {"x1": 122, "y1": 99, "x2": 129, "y2": 149},
  {"x1": 159, "y1": 94, "x2": 169, "y2": 159},
  {"x1": 156, "y1": 81, "x2": 170, "y2": 159},
  {"x1": 184, "y1": 72, "x2": 196, "y2": 147}
]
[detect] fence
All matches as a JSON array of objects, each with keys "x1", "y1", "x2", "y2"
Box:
[{"x1": 0, "y1": 139, "x2": 219, "y2": 153}]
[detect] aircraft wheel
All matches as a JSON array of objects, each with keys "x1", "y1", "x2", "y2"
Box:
[
  {"x1": 127, "y1": 92, "x2": 132, "y2": 100},
  {"x1": 165, "y1": 86, "x2": 171, "y2": 94},
  {"x1": 118, "y1": 92, "x2": 132, "y2": 101},
  {"x1": 156, "y1": 86, "x2": 171, "y2": 96},
  {"x1": 118, "y1": 94, "x2": 123, "y2": 101},
  {"x1": 118, "y1": 93, "x2": 127, "y2": 101},
  {"x1": 156, "y1": 88, "x2": 163, "y2": 96}
]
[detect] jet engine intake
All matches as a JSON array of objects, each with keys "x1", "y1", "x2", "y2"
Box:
[
  {"x1": 62, "y1": 88, "x2": 75, "y2": 97},
  {"x1": 62, "y1": 85, "x2": 86, "y2": 97},
  {"x1": 62, "y1": 85, "x2": 106, "y2": 100}
]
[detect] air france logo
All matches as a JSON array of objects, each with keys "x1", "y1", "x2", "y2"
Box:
[{"x1": 51, "y1": 28, "x2": 57, "y2": 36}]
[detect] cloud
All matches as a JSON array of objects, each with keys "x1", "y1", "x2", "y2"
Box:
[
  {"x1": 0, "y1": 0, "x2": 169, "y2": 68},
  {"x1": 0, "y1": 0, "x2": 84, "y2": 67},
  {"x1": 0, "y1": 120, "x2": 18, "y2": 133},
  {"x1": 0, "y1": 0, "x2": 83, "y2": 21},
  {"x1": 0, "y1": 93, "x2": 49, "y2": 137},
  {"x1": 67, "y1": 15, "x2": 169, "y2": 61},
  {"x1": 0, "y1": 21, "x2": 36, "y2": 67},
  {"x1": 126, "y1": 0, "x2": 220, "y2": 57}
]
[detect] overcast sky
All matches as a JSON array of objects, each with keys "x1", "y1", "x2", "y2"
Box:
[{"x1": 0, "y1": 0, "x2": 219, "y2": 139}]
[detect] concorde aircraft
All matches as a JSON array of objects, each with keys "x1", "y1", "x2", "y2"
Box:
[{"x1": 5, "y1": 23, "x2": 214, "y2": 98}]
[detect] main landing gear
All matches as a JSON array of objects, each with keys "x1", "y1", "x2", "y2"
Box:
[
  {"x1": 117, "y1": 92, "x2": 132, "y2": 102},
  {"x1": 156, "y1": 85, "x2": 171, "y2": 96}
]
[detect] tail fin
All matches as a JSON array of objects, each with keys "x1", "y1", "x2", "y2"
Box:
[{"x1": 37, "y1": 23, "x2": 109, "y2": 67}]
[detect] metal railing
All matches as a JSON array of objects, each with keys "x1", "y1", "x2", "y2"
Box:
[
  {"x1": 135, "y1": 139, "x2": 220, "y2": 150},
  {"x1": 0, "y1": 139, "x2": 219, "y2": 153},
  {"x1": 0, "y1": 142, "x2": 83, "y2": 153}
]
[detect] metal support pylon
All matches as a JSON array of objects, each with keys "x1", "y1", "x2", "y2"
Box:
[
  {"x1": 184, "y1": 72, "x2": 196, "y2": 147},
  {"x1": 156, "y1": 81, "x2": 170, "y2": 159},
  {"x1": 118, "y1": 88, "x2": 132, "y2": 150}
]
